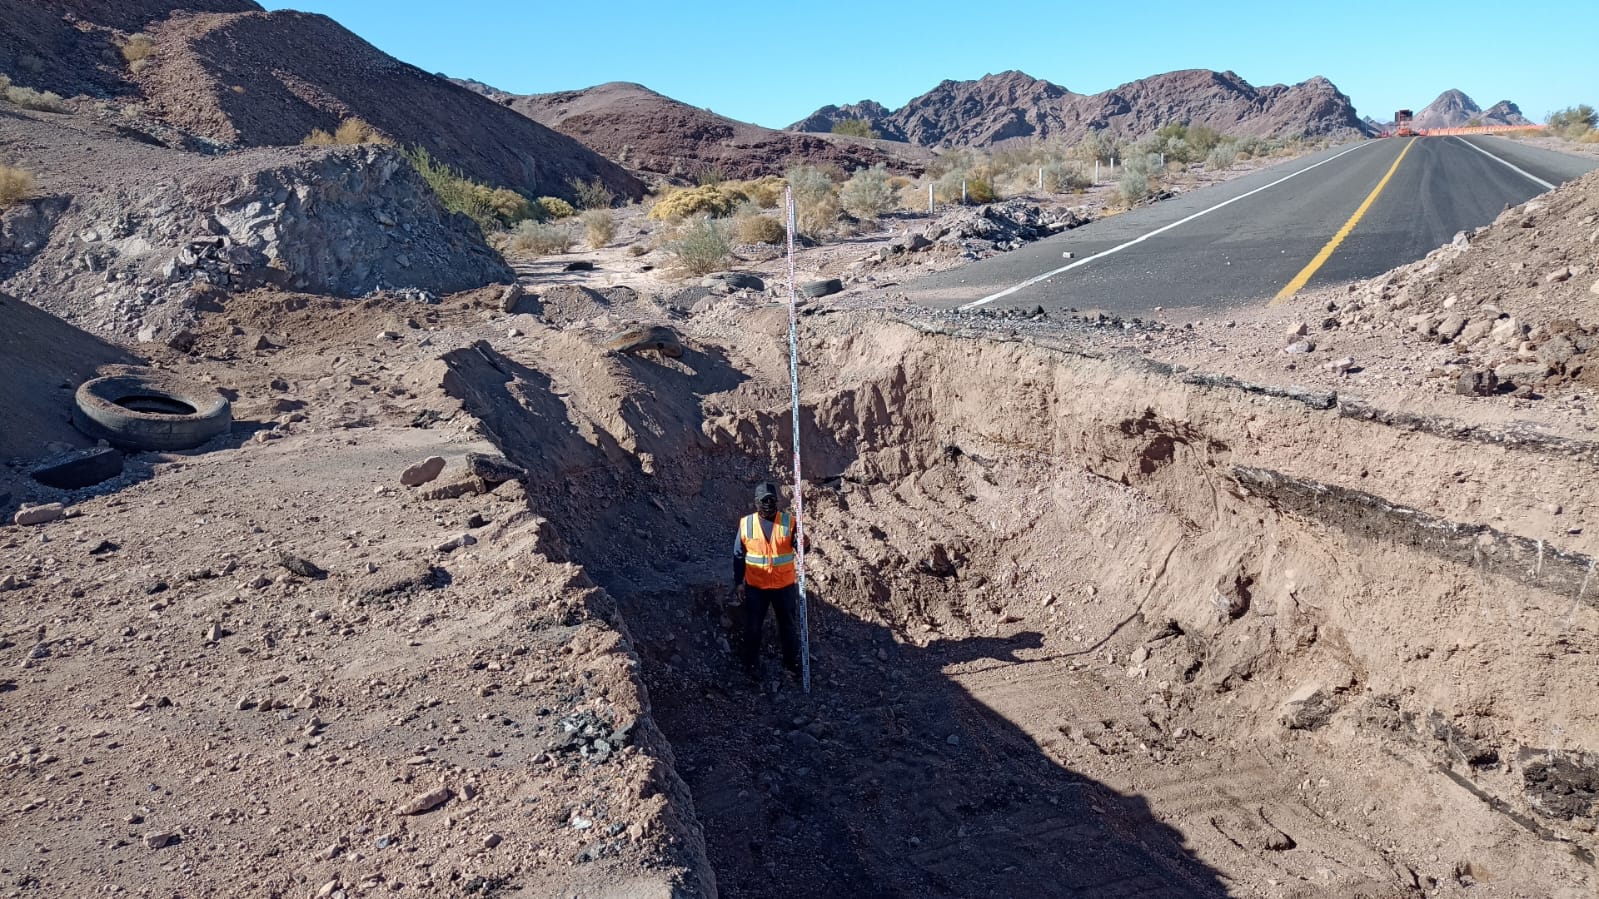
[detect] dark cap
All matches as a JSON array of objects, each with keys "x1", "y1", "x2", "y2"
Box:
[{"x1": 754, "y1": 482, "x2": 779, "y2": 501}]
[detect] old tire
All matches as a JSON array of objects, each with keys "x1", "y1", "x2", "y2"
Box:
[{"x1": 73, "y1": 372, "x2": 232, "y2": 451}]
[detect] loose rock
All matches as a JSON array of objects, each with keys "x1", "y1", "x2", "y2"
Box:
[{"x1": 400, "y1": 456, "x2": 446, "y2": 487}]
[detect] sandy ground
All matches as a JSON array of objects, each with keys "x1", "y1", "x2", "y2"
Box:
[{"x1": 5, "y1": 138, "x2": 1599, "y2": 898}]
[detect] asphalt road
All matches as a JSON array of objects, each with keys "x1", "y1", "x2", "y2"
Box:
[{"x1": 909, "y1": 136, "x2": 1598, "y2": 316}]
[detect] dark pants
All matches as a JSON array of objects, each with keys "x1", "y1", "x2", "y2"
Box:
[{"x1": 742, "y1": 583, "x2": 802, "y2": 674}]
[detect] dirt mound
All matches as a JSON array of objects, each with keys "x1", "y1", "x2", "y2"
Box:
[
  {"x1": 1326, "y1": 168, "x2": 1599, "y2": 394},
  {"x1": 114, "y1": 9, "x2": 643, "y2": 202},
  {"x1": 792, "y1": 68, "x2": 1368, "y2": 147},
  {"x1": 1, "y1": 108, "x2": 513, "y2": 342},
  {"x1": 0, "y1": 1, "x2": 259, "y2": 99},
  {"x1": 505, "y1": 81, "x2": 922, "y2": 183}
]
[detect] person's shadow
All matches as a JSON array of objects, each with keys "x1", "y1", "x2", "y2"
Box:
[{"x1": 621, "y1": 581, "x2": 1228, "y2": 899}]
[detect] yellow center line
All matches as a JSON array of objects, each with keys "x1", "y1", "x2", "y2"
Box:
[{"x1": 1270, "y1": 137, "x2": 1416, "y2": 306}]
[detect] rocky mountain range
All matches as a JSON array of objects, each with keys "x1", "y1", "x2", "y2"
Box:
[
  {"x1": 462, "y1": 80, "x2": 928, "y2": 183},
  {"x1": 789, "y1": 69, "x2": 1371, "y2": 147},
  {"x1": 1410, "y1": 89, "x2": 1532, "y2": 130}
]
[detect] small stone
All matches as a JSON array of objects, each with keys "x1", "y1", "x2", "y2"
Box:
[
  {"x1": 506, "y1": 328, "x2": 522, "y2": 338},
  {"x1": 293, "y1": 690, "x2": 317, "y2": 710},
  {"x1": 279, "y1": 554, "x2": 327, "y2": 579},
  {"x1": 396, "y1": 786, "x2": 451, "y2": 815},
  {"x1": 205, "y1": 622, "x2": 223, "y2": 643},
  {"x1": 483, "y1": 833, "x2": 503, "y2": 849},
  {"x1": 1322, "y1": 356, "x2": 1354, "y2": 375},
  {"x1": 945, "y1": 734, "x2": 961, "y2": 746},
  {"x1": 143, "y1": 831, "x2": 178, "y2": 849},
  {"x1": 1284, "y1": 340, "x2": 1314, "y2": 355},
  {"x1": 14, "y1": 504, "x2": 65, "y2": 526},
  {"x1": 1130, "y1": 646, "x2": 1150, "y2": 665},
  {"x1": 1545, "y1": 266, "x2": 1572, "y2": 284},
  {"x1": 401, "y1": 456, "x2": 446, "y2": 487},
  {"x1": 317, "y1": 880, "x2": 340, "y2": 898}
]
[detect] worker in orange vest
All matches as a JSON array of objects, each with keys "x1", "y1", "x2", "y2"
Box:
[{"x1": 732, "y1": 481, "x2": 803, "y2": 678}]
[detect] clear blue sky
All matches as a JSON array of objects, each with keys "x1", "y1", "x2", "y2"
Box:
[{"x1": 261, "y1": 0, "x2": 1595, "y2": 129}]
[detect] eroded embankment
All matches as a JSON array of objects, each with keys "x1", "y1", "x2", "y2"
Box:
[{"x1": 449, "y1": 312, "x2": 1599, "y2": 898}]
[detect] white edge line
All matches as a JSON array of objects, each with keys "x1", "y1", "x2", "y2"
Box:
[
  {"x1": 958, "y1": 141, "x2": 1378, "y2": 310},
  {"x1": 1451, "y1": 136, "x2": 1556, "y2": 190}
]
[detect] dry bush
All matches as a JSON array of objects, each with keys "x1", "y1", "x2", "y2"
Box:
[
  {"x1": 649, "y1": 184, "x2": 743, "y2": 221},
  {"x1": 0, "y1": 165, "x2": 35, "y2": 207},
  {"x1": 786, "y1": 166, "x2": 840, "y2": 238},
  {"x1": 506, "y1": 221, "x2": 575, "y2": 255},
  {"x1": 627, "y1": 243, "x2": 649, "y2": 257},
  {"x1": 568, "y1": 177, "x2": 615, "y2": 210},
  {"x1": 303, "y1": 118, "x2": 390, "y2": 147},
  {"x1": 580, "y1": 209, "x2": 616, "y2": 248},
  {"x1": 121, "y1": 34, "x2": 156, "y2": 72},
  {"x1": 665, "y1": 216, "x2": 732, "y2": 274},
  {"x1": 4, "y1": 85, "x2": 68, "y2": 113},
  {"x1": 735, "y1": 212, "x2": 786, "y2": 245},
  {"x1": 732, "y1": 176, "x2": 785, "y2": 208},
  {"x1": 1118, "y1": 171, "x2": 1150, "y2": 205}
]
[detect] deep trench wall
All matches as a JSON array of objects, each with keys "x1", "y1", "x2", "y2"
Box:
[
  {"x1": 446, "y1": 314, "x2": 1599, "y2": 851},
  {"x1": 776, "y1": 322, "x2": 1599, "y2": 833}
]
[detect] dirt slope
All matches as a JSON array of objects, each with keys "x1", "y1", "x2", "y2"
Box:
[{"x1": 89, "y1": 8, "x2": 643, "y2": 202}]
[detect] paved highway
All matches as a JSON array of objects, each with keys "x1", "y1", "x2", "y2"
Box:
[{"x1": 909, "y1": 136, "x2": 1597, "y2": 315}]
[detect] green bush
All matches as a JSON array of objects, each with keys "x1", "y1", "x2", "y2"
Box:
[
  {"x1": 404, "y1": 146, "x2": 500, "y2": 232},
  {"x1": 506, "y1": 220, "x2": 574, "y2": 255},
  {"x1": 1206, "y1": 142, "x2": 1240, "y2": 171},
  {"x1": 4, "y1": 85, "x2": 68, "y2": 113},
  {"x1": 786, "y1": 166, "x2": 840, "y2": 238},
  {"x1": 730, "y1": 176, "x2": 784, "y2": 208},
  {"x1": 649, "y1": 184, "x2": 743, "y2": 221},
  {"x1": 665, "y1": 216, "x2": 732, "y2": 274},
  {"x1": 568, "y1": 177, "x2": 615, "y2": 210},
  {"x1": 1548, "y1": 105, "x2": 1596, "y2": 140},
  {"x1": 839, "y1": 164, "x2": 900, "y2": 222},
  {"x1": 0, "y1": 165, "x2": 34, "y2": 207},
  {"x1": 1118, "y1": 172, "x2": 1150, "y2": 205},
  {"x1": 831, "y1": 118, "x2": 880, "y2": 139},
  {"x1": 1039, "y1": 161, "x2": 1090, "y2": 192},
  {"x1": 933, "y1": 170, "x2": 994, "y2": 204},
  {"x1": 537, "y1": 196, "x2": 576, "y2": 219},
  {"x1": 580, "y1": 209, "x2": 616, "y2": 248}
]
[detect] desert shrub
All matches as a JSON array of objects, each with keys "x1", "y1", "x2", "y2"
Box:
[
  {"x1": 1118, "y1": 171, "x2": 1150, "y2": 205},
  {"x1": 1039, "y1": 160, "x2": 1090, "y2": 192},
  {"x1": 303, "y1": 117, "x2": 390, "y2": 147},
  {"x1": 933, "y1": 170, "x2": 994, "y2": 204},
  {"x1": 695, "y1": 167, "x2": 727, "y2": 186},
  {"x1": 1206, "y1": 142, "x2": 1240, "y2": 171},
  {"x1": 404, "y1": 147, "x2": 499, "y2": 231},
  {"x1": 121, "y1": 34, "x2": 156, "y2": 72},
  {"x1": 831, "y1": 118, "x2": 880, "y2": 139},
  {"x1": 481, "y1": 187, "x2": 533, "y2": 224},
  {"x1": 0, "y1": 165, "x2": 34, "y2": 207},
  {"x1": 1069, "y1": 130, "x2": 1123, "y2": 164},
  {"x1": 837, "y1": 164, "x2": 900, "y2": 222},
  {"x1": 506, "y1": 220, "x2": 575, "y2": 255},
  {"x1": 665, "y1": 216, "x2": 732, "y2": 274},
  {"x1": 627, "y1": 243, "x2": 649, "y2": 257},
  {"x1": 786, "y1": 165, "x2": 840, "y2": 238},
  {"x1": 1548, "y1": 105, "x2": 1596, "y2": 140},
  {"x1": 568, "y1": 176, "x2": 615, "y2": 210},
  {"x1": 731, "y1": 176, "x2": 784, "y2": 208},
  {"x1": 537, "y1": 196, "x2": 576, "y2": 219},
  {"x1": 649, "y1": 184, "x2": 743, "y2": 221},
  {"x1": 580, "y1": 209, "x2": 616, "y2": 248},
  {"x1": 735, "y1": 212, "x2": 786, "y2": 244},
  {"x1": 4, "y1": 85, "x2": 68, "y2": 113}
]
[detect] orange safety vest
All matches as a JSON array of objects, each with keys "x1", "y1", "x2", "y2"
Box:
[{"x1": 740, "y1": 511, "x2": 798, "y2": 589}]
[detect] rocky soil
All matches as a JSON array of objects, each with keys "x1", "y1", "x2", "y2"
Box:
[{"x1": 5, "y1": 61, "x2": 1599, "y2": 897}]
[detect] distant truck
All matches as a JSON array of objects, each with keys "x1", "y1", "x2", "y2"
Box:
[{"x1": 1394, "y1": 109, "x2": 1416, "y2": 137}]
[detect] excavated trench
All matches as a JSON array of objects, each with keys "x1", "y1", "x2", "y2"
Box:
[{"x1": 445, "y1": 316, "x2": 1599, "y2": 898}]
